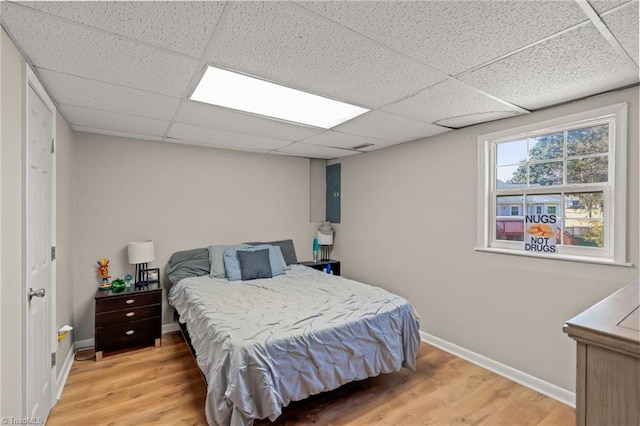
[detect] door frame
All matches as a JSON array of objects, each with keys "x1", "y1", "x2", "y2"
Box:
[{"x1": 22, "y1": 64, "x2": 57, "y2": 413}]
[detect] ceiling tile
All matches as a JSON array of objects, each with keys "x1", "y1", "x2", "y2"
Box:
[
  {"x1": 272, "y1": 143, "x2": 359, "y2": 159},
  {"x1": 458, "y1": 24, "x2": 640, "y2": 110},
  {"x1": 301, "y1": 131, "x2": 390, "y2": 150},
  {"x1": 382, "y1": 79, "x2": 524, "y2": 127},
  {"x1": 588, "y1": 0, "x2": 632, "y2": 14},
  {"x1": 18, "y1": 1, "x2": 225, "y2": 58},
  {"x1": 333, "y1": 110, "x2": 450, "y2": 142},
  {"x1": 299, "y1": 0, "x2": 587, "y2": 75},
  {"x1": 1, "y1": 3, "x2": 199, "y2": 97},
  {"x1": 175, "y1": 101, "x2": 325, "y2": 142},
  {"x1": 205, "y1": 1, "x2": 447, "y2": 108},
  {"x1": 72, "y1": 126, "x2": 164, "y2": 142},
  {"x1": 601, "y1": 2, "x2": 639, "y2": 65},
  {"x1": 37, "y1": 68, "x2": 180, "y2": 121},
  {"x1": 60, "y1": 104, "x2": 170, "y2": 137},
  {"x1": 165, "y1": 138, "x2": 272, "y2": 154},
  {"x1": 436, "y1": 111, "x2": 528, "y2": 128},
  {"x1": 168, "y1": 123, "x2": 291, "y2": 151},
  {"x1": 353, "y1": 140, "x2": 406, "y2": 152}
]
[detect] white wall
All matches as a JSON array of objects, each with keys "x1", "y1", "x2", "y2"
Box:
[
  {"x1": 55, "y1": 113, "x2": 75, "y2": 374},
  {"x1": 1, "y1": 27, "x2": 25, "y2": 417},
  {"x1": 72, "y1": 134, "x2": 320, "y2": 341},
  {"x1": 309, "y1": 158, "x2": 326, "y2": 222},
  {"x1": 337, "y1": 86, "x2": 639, "y2": 393}
]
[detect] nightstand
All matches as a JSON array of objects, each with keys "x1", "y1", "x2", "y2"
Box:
[
  {"x1": 299, "y1": 259, "x2": 341, "y2": 276},
  {"x1": 94, "y1": 284, "x2": 162, "y2": 361}
]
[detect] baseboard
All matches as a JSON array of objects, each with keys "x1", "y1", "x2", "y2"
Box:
[
  {"x1": 162, "y1": 323, "x2": 179, "y2": 334},
  {"x1": 419, "y1": 330, "x2": 576, "y2": 407},
  {"x1": 75, "y1": 338, "x2": 94, "y2": 350},
  {"x1": 56, "y1": 342, "x2": 75, "y2": 400}
]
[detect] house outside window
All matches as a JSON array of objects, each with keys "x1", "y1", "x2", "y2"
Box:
[{"x1": 477, "y1": 103, "x2": 628, "y2": 264}]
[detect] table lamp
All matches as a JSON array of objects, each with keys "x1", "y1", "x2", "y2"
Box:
[
  {"x1": 317, "y1": 223, "x2": 334, "y2": 261},
  {"x1": 127, "y1": 240, "x2": 155, "y2": 286}
]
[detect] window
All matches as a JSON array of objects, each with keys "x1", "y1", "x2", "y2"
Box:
[{"x1": 477, "y1": 103, "x2": 628, "y2": 264}]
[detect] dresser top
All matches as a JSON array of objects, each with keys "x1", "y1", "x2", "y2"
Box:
[{"x1": 564, "y1": 280, "x2": 639, "y2": 356}]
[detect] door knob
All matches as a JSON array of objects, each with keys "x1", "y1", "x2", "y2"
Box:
[{"x1": 28, "y1": 287, "x2": 45, "y2": 302}]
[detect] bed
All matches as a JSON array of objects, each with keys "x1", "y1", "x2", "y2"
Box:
[{"x1": 167, "y1": 241, "x2": 420, "y2": 426}]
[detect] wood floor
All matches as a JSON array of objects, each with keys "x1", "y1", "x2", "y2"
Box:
[{"x1": 48, "y1": 332, "x2": 574, "y2": 425}]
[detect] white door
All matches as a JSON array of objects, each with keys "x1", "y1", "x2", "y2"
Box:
[{"x1": 25, "y1": 83, "x2": 54, "y2": 420}]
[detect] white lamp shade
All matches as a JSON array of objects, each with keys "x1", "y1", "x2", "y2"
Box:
[
  {"x1": 317, "y1": 231, "x2": 333, "y2": 245},
  {"x1": 127, "y1": 240, "x2": 155, "y2": 264}
]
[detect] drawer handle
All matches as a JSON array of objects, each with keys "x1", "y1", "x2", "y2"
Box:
[
  {"x1": 125, "y1": 312, "x2": 135, "y2": 317},
  {"x1": 125, "y1": 330, "x2": 135, "y2": 335},
  {"x1": 125, "y1": 299, "x2": 135, "y2": 304}
]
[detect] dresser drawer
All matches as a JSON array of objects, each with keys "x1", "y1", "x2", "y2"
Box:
[
  {"x1": 95, "y1": 317, "x2": 160, "y2": 353},
  {"x1": 95, "y1": 290, "x2": 161, "y2": 313},
  {"x1": 95, "y1": 304, "x2": 161, "y2": 327}
]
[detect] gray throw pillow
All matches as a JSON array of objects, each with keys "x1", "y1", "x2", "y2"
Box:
[
  {"x1": 244, "y1": 239, "x2": 297, "y2": 265},
  {"x1": 237, "y1": 249, "x2": 272, "y2": 281}
]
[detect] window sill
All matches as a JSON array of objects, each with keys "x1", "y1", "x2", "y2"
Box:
[{"x1": 474, "y1": 247, "x2": 633, "y2": 267}]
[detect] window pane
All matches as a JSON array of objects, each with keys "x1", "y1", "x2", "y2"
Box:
[
  {"x1": 497, "y1": 139, "x2": 527, "y2": 166},
  {"x1": 526, "y1": 194, "x2": 561, "y2": 216},
  {"x1": 496, "y1": 195, "x2": 523, "y2": 241},
  {"x1": 529, "y1": 132, "x2": 564, "y2": 160},
  {"x1": 497, "y1": 195, "x2": 523, "y2": 216},
  {"x1": 563, "y1": 220, "x2": 604, "y2": 247},
  {"x1": 563, "y1": 192, "x2": 604, "y2": 247},
  {"x1": 567, "y1": 124, "x2": 608, "y2": 156},
  {"x1": 496, "y1": 165, "x2": 526, "y2": 188},
  {"x1": 496, "y1": 219, "x2": 524, "y2": 241},
  {"x1": 567, "y1": 156, "x2": 608, "y2": 183},
  {"x1": 529, "y1": 161, "x2": 563, "y2": 186}
]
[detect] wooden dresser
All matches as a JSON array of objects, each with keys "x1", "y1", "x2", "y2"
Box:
[
  {"x1": 94, "y1": 284, "x2": 162, "y2": 361},
  {"x1": 563, "y1": 280, "x2": 639, "y2": 426}
]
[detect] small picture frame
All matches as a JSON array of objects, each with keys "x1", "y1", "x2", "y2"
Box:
[{"x1": 142, "y1": 268, "x2": 160, "y2": 284}]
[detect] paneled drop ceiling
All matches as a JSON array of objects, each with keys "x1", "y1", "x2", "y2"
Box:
[{"x1": 1, "y1": 1, "x2": 638, "y2": 159}]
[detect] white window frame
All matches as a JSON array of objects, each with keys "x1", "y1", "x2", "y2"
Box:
[{"x1": 476, "y1": 103, "x2": 628, "y2": 265}]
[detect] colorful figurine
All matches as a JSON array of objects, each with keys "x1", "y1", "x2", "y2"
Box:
[{"x1": 97, "y1": 258, "x2": 111, "y2": 285}]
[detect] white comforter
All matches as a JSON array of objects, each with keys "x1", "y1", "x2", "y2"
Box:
[{"x1": 168, "y1": 265, "x2": 420, "y2": 426}]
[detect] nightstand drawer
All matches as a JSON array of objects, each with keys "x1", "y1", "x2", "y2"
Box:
[
  {"x1": 95, "y1": 304, "x2": 161, "y2": 327},
  {"x1": 95, "y1": 317, "x2": 160, "y2": 352},
  {"x1": 95, "y1": 290, "x2": 161, "y2": 313}
]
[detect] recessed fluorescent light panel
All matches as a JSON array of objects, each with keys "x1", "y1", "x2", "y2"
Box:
[{"x1": 190, "y1": 66, "x2": 369, "y2": 129}]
